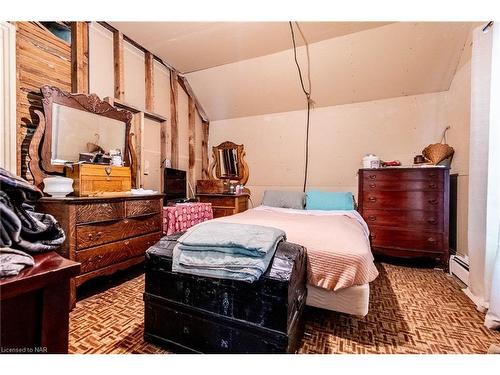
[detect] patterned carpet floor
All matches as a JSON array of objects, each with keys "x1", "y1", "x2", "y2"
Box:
[{"x1": 69, "y1": 262, "x2": 500, "y2": 354}]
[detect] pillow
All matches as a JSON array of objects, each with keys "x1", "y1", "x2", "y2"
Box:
[
  {"x1": 305, "y1": 190, "x2": 354, "y2": 210},
  {"x1": 262, "y1": 190, "x2": 305, "y2": 210}
]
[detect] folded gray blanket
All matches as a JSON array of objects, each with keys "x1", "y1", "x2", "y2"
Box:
[
  {"x1": 172, "y1": 222, "x2": 286, "y2": 283},
  {"x1": 173, "y1": 241, "x2": 279, "y2": 282},
  {"x1": 177, "y1": 222, "x2": 286, "y2": 257},
  {"x1": 0, "y1": 247, "x2": 34, "y2": 277}
]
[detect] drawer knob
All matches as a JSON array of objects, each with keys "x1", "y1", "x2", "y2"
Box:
[
  {"x1": 427, "y1": 237, "x2": 437, "y2": 243},
  {"x1": 183, "y1": 326, "x2": 190, "y2": 335},
  {"x1": 370, "y1": 233, "x2": 377, "y2": 240},
  {"x1": 427, "y1": 218, "x2": 437, "y2": 225},
  {"x1": 428, "y1": 199, "x2": 438, "y2": 205},
  {"x1": 368, "y1": 197, "x2": 377, "y2": 203},
  {"x1": 429, "y1": 183, "x2": 437, "y2": 189},
  {"x1": 368, "y1": 215, "x2": 377, "y2": 221},
  {"x1": 369, "y1": 175, "x2": 377, "y2": 180},
  {"x1": 369, "y1": 183, "x2": 376, "y2": 188},
  {"x1": 124, "y1": 240, "x2": 130, "y2": 246}
]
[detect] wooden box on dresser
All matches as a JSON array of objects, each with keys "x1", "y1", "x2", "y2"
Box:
[
  {"x1": 196, "y1": 193, "x2": 249, "y2": 218},
  {"x1": 358, "y1": 167, "x2": 450, "y2": 268},
  {"x1": 36, "y1": 194, "x2": 164, "y2": 307}
]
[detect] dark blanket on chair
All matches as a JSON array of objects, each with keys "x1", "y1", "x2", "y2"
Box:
[{"x1": 0, "y1": 168, "x2": 65, "y2": 277}]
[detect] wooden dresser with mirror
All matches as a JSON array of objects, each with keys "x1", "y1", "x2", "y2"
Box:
[
  {"x1": 29, "y1": 86, "x2": 163, "y2": 306},
  {"x1": 196, "y1": 141, "x2": 250, "y2": 218}
]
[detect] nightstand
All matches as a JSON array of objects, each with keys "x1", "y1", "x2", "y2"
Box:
[{"x1": 196, "y1": 193, "x2": 249, "y2": 218}]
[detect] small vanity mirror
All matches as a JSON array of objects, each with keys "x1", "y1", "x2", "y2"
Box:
[
  {"x1": 51, "y1": 103, "x2": 126, "y2": 164},
  {"x1": 217, "y1": 147, "x2": 239, "y2": 178},
  {"x1": 210, "y1": 141, "x2": 249, "y2": 185}
]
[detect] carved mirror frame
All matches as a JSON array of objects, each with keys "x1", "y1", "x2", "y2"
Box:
[
  {"x1": 209, "y1": 141, "x2": 249, "y2": 185},
  {"x1": 29, "y1": 85, "x2": 136, "y2": 188}
]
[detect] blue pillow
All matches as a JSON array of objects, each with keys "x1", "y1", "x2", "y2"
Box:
[{"x1": 305, "y1": 191, "x2": 354, "y2": 211}]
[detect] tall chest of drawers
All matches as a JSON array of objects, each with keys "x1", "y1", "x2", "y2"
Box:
[
  {"x1": 36, "y1": 194, "x2": 164, "y2": 307},
  {"x1": 358, "y1": 167, "x2": 450, "y2": 267}
]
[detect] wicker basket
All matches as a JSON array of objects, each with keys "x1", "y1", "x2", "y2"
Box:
[
  {"x1": 422, "y1": 143, "x2": 454, "y2": 165},
  {"x1": 422, "y1": 126, "x2": 455, "y2": 165}
]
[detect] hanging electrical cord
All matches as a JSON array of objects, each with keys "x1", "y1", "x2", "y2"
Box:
[{"x1": 289, "y1": 21, "x2": 313, "y2": 192}]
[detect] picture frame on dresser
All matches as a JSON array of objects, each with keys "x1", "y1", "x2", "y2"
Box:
[{"x1": 358, "y1": 167, "x2": 450, "y2": 269}]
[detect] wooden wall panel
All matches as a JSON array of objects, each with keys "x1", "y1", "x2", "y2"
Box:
[
  {"x1": 145, "y1": 52, "x2": 154, "y2": 112},
  {"x1": 201, "y1": 120, "x2": 210, "y2": 179},
  {"x1": 188, "y1": 97, "x2": 196, "y2": 197},
  {"x1": 170, "y1": 71, "x2": 179, "y2": 169},
  {"x1": 15, "y1": 21, "x2": 209, "y2": 190},
  {"x1": 71, "y1": 22, "x2": 89, "y2": 93},
  {"x1": 113, "y1": 31, "x2": 124, "y2": 100},
  {"x1": 15, "y1": 22, "x2": 71, "y2": 180}
]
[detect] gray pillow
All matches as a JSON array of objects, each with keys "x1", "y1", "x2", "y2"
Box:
[{"x1": 262, "y1": 190, "x2": 305, "y2": 210}]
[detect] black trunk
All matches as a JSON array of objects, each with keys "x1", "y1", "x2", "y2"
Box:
[{"x1": 143, "y1": 234, "x2": 307, "y2": 353}]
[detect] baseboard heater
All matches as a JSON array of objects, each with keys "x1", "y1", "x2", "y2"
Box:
[{"x1": 449, "y1": 254, "x2": 470, "y2": 286}]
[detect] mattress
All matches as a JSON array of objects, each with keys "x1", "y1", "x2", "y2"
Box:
[
  {"x1": 307, "y1": 283, "x2": 370, "y2": 317},
  {"x1": 211, "y1": 205, "x2": 379, "y2": 292}
]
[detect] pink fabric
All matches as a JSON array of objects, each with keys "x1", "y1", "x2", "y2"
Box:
[{"x1": 163, "y1": 203, "x2": 213, "y2": 235}]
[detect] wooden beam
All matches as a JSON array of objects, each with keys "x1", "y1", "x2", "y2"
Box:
[
  {"x1": 170, "y1": 71, "x2": 179, "y2": 169},
  {"x1": 160, "y1": 119, "x2": 169, "y2": 193},
  {"x1": 113, "y1": 30, "x2": 124, "y2": 100},
  {"x1": 132, "y1": 112, "x2": 144, "y2": 188},
  {"x1": 201, "y1": 120, "x2": 210, "y2": 179},
  {"x1": 188, "y1": 97, "x2": 196, "y2": 197},
  {"x1": 178, "y1": 75, "x2": 208, "y2": 123},
  {"x1": 71, "y1": 22, "x2": 89, "y2": 93},
  {"x1": 145, "y1": 51, "x2": 154, "y2": 112}
]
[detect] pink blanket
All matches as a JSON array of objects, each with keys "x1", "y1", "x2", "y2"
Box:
[{"x1": 213, "y1": 206, "x2": 379, "y2": 291}]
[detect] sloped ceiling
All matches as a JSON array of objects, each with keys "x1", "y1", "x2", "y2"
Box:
[
  {"x1": 109, "y1": 21, "x2": 392, "y2": 73},
  {"x1": 111, "y1": 22, "x2": 475, "y2": 121}
]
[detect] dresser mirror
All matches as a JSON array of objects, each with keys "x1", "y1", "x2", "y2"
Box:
[
  {"x1": 209, "y1": 141, "x2": 249, "y2": 185},
  {"x1": 51, "y1": 103, "x2": 127, "y2": 165},
  {"x1": 28, "y1": 85, "x2": 136, "y2": 189}
]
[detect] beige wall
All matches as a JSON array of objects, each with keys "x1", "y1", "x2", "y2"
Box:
[
  {"x1": 123, "y1": 41, "x2": 146, "y2": 108},
  {"x1": 210, "y1": 91, "x2": 447, "y2": 205},
  {"x1": 142, "y1": 118, "x2": 161, "y2": 191},
  {"x1": 89, "y1": 22, "x2": 114, "y2": 99},
  {"x1": 443, "y1": 31, "x2": 472, "y2": 256},
  {"x1": 87, "y1": 22, "x2": 206, "y2": 197},
  {"x1": 209, "y1": 27, "x2": 473, "y2": 255}
]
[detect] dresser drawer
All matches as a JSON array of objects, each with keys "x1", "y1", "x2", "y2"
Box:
[
  {"x1": 363, "y1": 179, "x2": 443, "y2": 192},
  {"x1": 370, "y1": 227, "x2": 443, "y2": 253},
  {"x1": 198, "y1": 195, "x2": 236, "y2": 208},
  {"x1": 76, "y1": 232, "x2": 160, "y2": 274},
  {"x1": 362, "y1": 191, "x2": 443, "y2": 211},
  {"x1": 76, "y1": 202, "x2": 125, "y2": 224},
  {"x1": 126, "y1": 199, "x2": 161, "y2": 218},
  {"x1": 362, "y1": 169, "x2": 445, "y2": 182},
  {"x1": 76, "y1": 215, "x2": 161, "y2": 250},
  {"x1": 363, "y1": 209, "x2": 443, "y2": 231},
  {"x1": 212, "y1": 208, "x2": 235, "y2": 218}
]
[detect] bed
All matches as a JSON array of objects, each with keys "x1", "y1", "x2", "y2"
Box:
[{"x1": 211, "y1": 205, "x2": 379, "y2": 316}]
